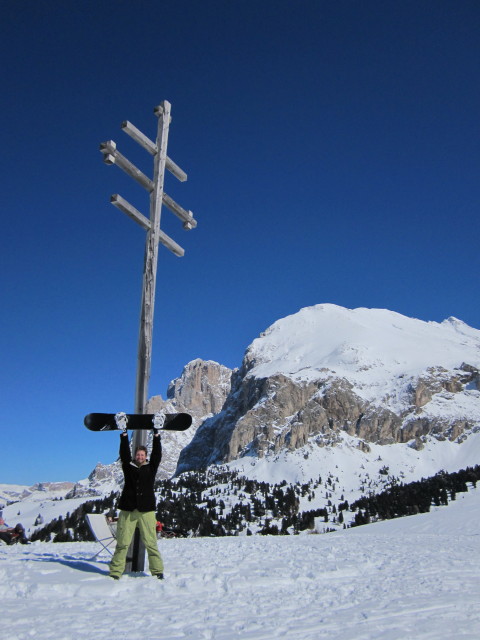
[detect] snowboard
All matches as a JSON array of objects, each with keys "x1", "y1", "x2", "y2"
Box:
[{"x1": 84, "y1": 412, "x2": 192, "y2": 432}]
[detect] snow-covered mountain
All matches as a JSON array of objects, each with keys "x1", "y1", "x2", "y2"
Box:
[
  {"x1": 3, "y1": 304, "x2": 480, "y2": 539},
  {"x1": 178, "y1": 304, "x2": 480, "y2": 473}
]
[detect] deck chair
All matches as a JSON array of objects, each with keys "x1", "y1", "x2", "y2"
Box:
[{"x1": 86, "y1": 513, "x2": 116, "y2": 560}]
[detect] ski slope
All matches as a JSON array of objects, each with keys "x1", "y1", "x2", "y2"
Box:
[{"x1": 1, "y1": 488, "x2": 479, "y2": 640}]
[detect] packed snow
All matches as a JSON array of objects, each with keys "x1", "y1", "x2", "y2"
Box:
[{"x1": 2, "y1": 488, "x2": 480, "y2": 640}]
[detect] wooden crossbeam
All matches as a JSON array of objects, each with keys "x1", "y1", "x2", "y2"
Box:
[
  {"x1": 165, "y1": 156, "x2": 188, "y2": 183},
  {"x1": 99, "y1": 140, "x2": 116, "y2": 164},
  {"x1": 110, "y1": 194, "x2": 151, "y2": 231},
  {"x1": 162, "y1": 192, "x2": 197, "y2": 229},
  {"x1": 100, "y1": 141, "x2": 154, "y2": 192},
  {"x1": 121, "y1": 120, "x2": 188, "y2": 182},
  {"x1": 121, "y1": 120, "x2": 156, "y2": 155},
  {"x1": 111, "y1": 194, "x2": 184, "y2": 256},
  {"x1": 157, "y1": 229, "x2": 185, "y2": 257}
]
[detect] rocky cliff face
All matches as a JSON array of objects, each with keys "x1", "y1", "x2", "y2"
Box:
[
  {"x1": 146, "y1": 359, "x2": 233, "y2": 478},
  {"x1": 177, "y1": 305, "x2": 480, "y2": 473},
  {"x1": 149, "y1": 358, "x2": 233, "y2": 419}
]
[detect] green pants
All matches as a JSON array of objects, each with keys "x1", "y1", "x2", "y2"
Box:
[{"x1": 109, "y1": 510, "x2": 164, "y2": 578}]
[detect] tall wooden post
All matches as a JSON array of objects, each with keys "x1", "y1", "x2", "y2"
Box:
[
  {"x1": 134, "y1": 103, "x2": 170, "y2": 437},
  {"x1": 100, "y1": 101, "x2": 197, "y2": 571}
]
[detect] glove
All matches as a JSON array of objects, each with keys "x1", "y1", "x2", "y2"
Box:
[
  {"x1": 152, "y1": 411, "x2": 165, "y2": 435},
  {"x1": 115, "y1": 412, "x2": 128, "y2": 433}
]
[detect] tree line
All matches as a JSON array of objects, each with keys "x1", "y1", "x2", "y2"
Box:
[
  {"x1": 30, "y1": 465, "x2": 480, "y2": 541},
  {"x1": 350, "y1": 465, "x2": 480, "y2": 526}
]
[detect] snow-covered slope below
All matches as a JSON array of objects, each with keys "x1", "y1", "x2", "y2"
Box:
[
  {"x1": 1, "y1": 489, "x2": 480, "y2": 640},
  {"x1": 228, "y1": 429, "x2": 480, "y2": 488}
]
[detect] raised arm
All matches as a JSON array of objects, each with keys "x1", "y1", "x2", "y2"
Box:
[
  {"x1": 149, "y1": 433, "x2": 162, "y2": 474},
  {"x1": 119, "y1": 432, "x2": 132, "y2": 464}
]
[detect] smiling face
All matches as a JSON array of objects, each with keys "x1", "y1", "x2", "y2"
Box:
[{"x1": 134, "y1": 448, "x2": 147, "y2": 465}]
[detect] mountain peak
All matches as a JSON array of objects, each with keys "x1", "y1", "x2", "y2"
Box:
[{"x1": 245, "y1": 304, "x2": 480, "y2": 397}]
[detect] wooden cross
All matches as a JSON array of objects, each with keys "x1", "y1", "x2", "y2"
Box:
[{"x1": 99, "y1": 101, "x2": 197, "y2": 571}]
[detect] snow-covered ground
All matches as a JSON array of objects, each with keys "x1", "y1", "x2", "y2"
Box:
[{"x1": 2, "y1": 488, "x2": 479, "y2": 640}]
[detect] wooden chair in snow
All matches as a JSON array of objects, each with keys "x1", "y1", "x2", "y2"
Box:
[{"x1": 86, "y1": 513, "x2": 116, "y2": 560}]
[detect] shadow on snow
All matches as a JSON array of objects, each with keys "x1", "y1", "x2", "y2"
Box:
[{"x1": 21, "y1": 553, "x2": 110, "y2": 575}]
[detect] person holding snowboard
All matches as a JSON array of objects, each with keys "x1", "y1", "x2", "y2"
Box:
[{"x1": 109, "y1": 413, "x2": 165, "y2": 580}]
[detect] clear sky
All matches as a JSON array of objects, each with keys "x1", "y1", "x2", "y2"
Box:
[{"x1": 1, "y1": 1, "x2": 479, "y2": 485}]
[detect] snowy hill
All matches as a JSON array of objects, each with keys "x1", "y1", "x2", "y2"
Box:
[
  {"x1": 0, "y1": 482, "x2": 91, "y2": 536},
  {"x1": 0, "y1": 481, "x2": 75, "y2": 505}
]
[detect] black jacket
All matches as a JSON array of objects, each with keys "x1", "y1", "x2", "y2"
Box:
[{"x1": 117, "y1": 433, "x2": 161, "y2": 512}]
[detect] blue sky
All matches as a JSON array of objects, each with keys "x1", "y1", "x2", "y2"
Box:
[{"x1": 1, "y1": 1, "x2": 479, "y2": 485}]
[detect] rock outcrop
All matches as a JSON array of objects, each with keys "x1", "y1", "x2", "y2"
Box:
[
  {"x1": 148, "y1": 358, "x2": 232, "y2": 420},
  {"x1": 145, "y1": 359, "x2": 233, "y2": 478}
]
